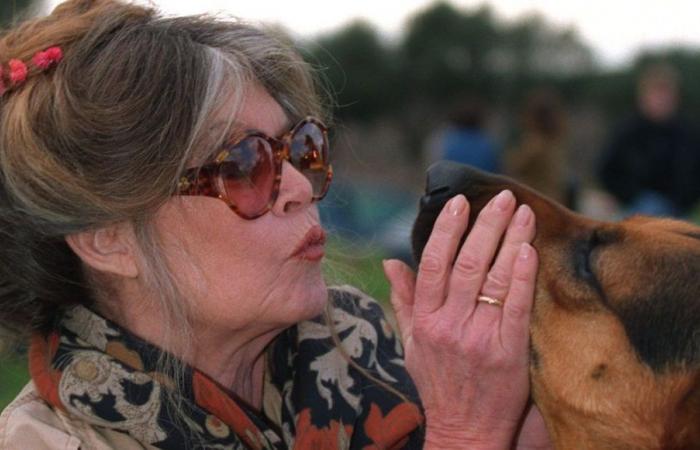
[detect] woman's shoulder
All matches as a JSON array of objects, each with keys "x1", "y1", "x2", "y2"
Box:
[
  {"x1": 0, "y1": 381, "x2": 81, "y2": 449},
  {"x1": 0, "y1": 381, "x2": 157, "y2": 449}
]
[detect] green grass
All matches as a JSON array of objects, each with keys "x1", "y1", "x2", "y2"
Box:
[
  {"x1": 0, "y1": 238, "x2": 393, "y2": 412},
  {"x1": 323, "y1": 236, "x2": 392, "y2": 304},
  {"x1": 0, "y1": 354, "x2": 29, "y2": 411}
]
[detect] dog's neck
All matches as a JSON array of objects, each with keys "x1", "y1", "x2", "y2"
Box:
[
  {"x1": 547, "y1": 419, "x2": 653, "y2": 450},
  {"x1": 544, "y1": 413, "x2": 667, "y2": 450},
  {"x1": 537, "y1": 374, "x2": 700, "y2": 450}
]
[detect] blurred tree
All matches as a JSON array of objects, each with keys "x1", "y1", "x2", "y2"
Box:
[
  {"x1": 491, "y1": 14, "x2": 593, "y2": 104},
  {"x1": 304, "y1": 0, "x2": 594, "y2": 122},
  {"x1": 0, "y1": 0, "x2": 37, "y2": 28},
  {"x1": 306, "y1": 20, "x2": 399, "y2": 120},
  {"x1": 400, "y1": 2, "x2": 498, "y2": 102},
  {"x1": 300, "y1": 0, "x2": 597, "y2": 160},
  {"x1": 495, "y1": 14, "x2": 592, "y2": 77}
]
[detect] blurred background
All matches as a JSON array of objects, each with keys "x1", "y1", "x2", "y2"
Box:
[{"x1": 5, "y1": 0, "x2": 700, "y2": 408}]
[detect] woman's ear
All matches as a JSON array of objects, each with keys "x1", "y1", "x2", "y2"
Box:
[{"x1": 65, "y1": 223, "x2": 140, "y2": 278}]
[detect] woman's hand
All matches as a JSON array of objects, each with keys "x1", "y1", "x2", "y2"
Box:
[
  {"x1": 514, "y1": 403, "x2": 552, "y2": 450},
  {"x1": 383, "y1": 191, "x2": 542, "y2": 450}
]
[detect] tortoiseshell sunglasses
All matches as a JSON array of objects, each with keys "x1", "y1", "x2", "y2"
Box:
[{"x1": 177, "y1": 117, "x2": 333, "y2": 220}]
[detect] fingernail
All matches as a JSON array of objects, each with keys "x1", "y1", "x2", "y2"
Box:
[
  {"x1": 448, "y1": 194, "x2": 467, "y2": 216},
  {"x1": 493, "y1": 190, "x2": 513, "y2": 212},
  {"x1": 514, "y1": 204, "x2": 532, "y2": 227},
  {"x1": 382, "y1": 259, "x2": 393, "y2": 276},
  {"x1": 518, "y1": 243, "x2": 533, "y2": 260}
]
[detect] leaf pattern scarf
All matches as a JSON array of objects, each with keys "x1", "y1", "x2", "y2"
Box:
[{"x1": 28, "y1": 286, "x2": 424, "y2": 449}]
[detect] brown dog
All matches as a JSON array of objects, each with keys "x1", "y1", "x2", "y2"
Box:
[{"x1": 411, "y1": 161, "x2": 700, "y2": 450}]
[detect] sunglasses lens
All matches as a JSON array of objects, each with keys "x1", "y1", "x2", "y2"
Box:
[
  {"x1": 219, "y1": 136, "x2": 276, "y2": 217},
  {"x1": 290, "y1": 121, "x2": 330, "y2": 199}
]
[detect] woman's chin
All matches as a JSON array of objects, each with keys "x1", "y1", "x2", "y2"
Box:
[{"x1": 291, "y1": 276, "x2": 328, "y2": 322}]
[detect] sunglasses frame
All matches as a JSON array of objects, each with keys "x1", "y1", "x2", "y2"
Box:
[{"x1": 177, "y1": 117, "x2": 332, "y2": 220}]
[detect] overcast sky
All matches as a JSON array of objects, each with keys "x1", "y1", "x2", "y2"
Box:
[{"x1": 46, "y1": 0, "x2": 700, "y2": 67}]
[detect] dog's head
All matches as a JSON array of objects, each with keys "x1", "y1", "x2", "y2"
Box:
[{"x1": 412, "y1": 161, "x2": 700, "y2": 449}]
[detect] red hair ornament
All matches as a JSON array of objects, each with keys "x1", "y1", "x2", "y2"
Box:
[
  {"x1": 1, "y1": 46, "x2": 63, "y2": 95},
  {"x1": 32, "y1": 47, "x2": 63, "y2": 70},
  {"x1": 8, "y1": 59, "x2": 27, "y2": 85}
]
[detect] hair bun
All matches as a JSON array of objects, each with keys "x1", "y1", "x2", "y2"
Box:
[{"x1": 0, "y1": 0, "x2": 154, "y2": 68}]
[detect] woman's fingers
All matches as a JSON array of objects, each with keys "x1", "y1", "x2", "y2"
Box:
[
  {"x1": 441, "y1": 190, "x2": 516, "y2": 319},
  {"x1": 383, "y1": 258, "x2": 417, "y2": 343},
  {"x1": 501, "y1": 243, "x2": 538, "y2": 352},
  {"x1": 480, "y1": 205, "x2": 535, "y2": 300},
  {"x1": 472, "y1": 204, "x2": 536, "y2": 324},
  {"x1": 413, "y1": 194, "x2": 470, "y2": 315}
]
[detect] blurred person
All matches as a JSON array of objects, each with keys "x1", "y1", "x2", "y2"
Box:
[
  {"x1": 427, "y1": 97, "x2": 500, "y2": 172},
  {"x1": 598, "y1": 63, "x2": 700, "y2": 217},
  {"x1": 505, "y1": 89, "x2": 575, "y2": 208},
  {"x1": 0, "y1": 0, "x2": 550, "y2": 449}
]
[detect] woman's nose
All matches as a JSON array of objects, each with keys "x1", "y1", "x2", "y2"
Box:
[{"x1": 272, "y1": 160, "x2": 314, "y2": 215}]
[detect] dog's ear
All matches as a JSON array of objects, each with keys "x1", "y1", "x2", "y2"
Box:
[
  {"x1": 609, "y1": 249, "x2": 700, "y2": 372},
  {"x1": 573, "y1": 220, "x2": 694, "y2": 371}
]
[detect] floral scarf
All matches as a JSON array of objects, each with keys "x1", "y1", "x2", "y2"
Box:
[{"x1": 29, "y1": 286, "x2": 424, "y2": 449}]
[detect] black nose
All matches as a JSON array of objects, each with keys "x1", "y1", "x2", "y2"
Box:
[{"x1": 421, "y1": 161, "x2": 471, "y2": 208}]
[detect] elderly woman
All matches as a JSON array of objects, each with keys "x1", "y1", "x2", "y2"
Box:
[{"x1": 0, "y1": 1, "x2": 547, "y2": 449}]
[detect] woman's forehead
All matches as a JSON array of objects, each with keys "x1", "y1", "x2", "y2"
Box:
[
  {"x1": 198, "y1": 85, "x2": 290, "y2": 163},
  {"x1": 214, "y1": 84, "x2": 290, "y2": 137}
]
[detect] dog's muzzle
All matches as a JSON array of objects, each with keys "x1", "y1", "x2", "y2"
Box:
[{"x1": 420, "y1": 161, "x2": 471, "y2": 209}]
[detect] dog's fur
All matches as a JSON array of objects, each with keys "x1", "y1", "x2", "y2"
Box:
[{"x1": 411, "y1": 162, "x2": 700, "y2": 450}]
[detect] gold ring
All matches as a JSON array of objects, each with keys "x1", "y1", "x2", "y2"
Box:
[{"x1": 477, "y1": 295, "x2": 504, "y2": 307}]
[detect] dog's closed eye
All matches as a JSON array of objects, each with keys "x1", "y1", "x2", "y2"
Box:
[
  {"x1": 574, "y1": 236, "x2": 597, "y2": 283},
  {"x1": 573, "y1": 228, "x2": 623, "y2": 295}
]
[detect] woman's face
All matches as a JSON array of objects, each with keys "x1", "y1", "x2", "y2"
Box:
[{"x1": 152, "y1": 84, "x2": 328, "y2": 335}]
